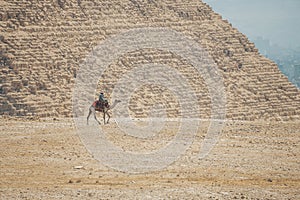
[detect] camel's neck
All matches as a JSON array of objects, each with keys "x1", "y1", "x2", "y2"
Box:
[{"x1": 110, "y1": 100, "x2": 120, "y2": 110}]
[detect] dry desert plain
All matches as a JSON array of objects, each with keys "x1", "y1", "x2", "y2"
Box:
[{"x1": 0, "y1": 116, "x2": 299, "y2": 199}]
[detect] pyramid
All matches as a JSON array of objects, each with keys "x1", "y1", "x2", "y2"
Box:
[{"x1": 1, "y1": 0, "x2": 300, "y2": 120}]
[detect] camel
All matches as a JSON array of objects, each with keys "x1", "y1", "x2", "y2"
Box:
[{"x1": 87, "y1": 99, "x2": 121, "y2": 125}]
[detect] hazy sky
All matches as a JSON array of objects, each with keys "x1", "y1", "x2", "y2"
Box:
[{"x1": 203, "y1": 0, "x2": 300, "y2": 49}]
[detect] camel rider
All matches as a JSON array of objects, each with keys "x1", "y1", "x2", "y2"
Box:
[
  {"x1": 98, "y1": 92, "x2": 106, "y2": 106},
  {"x1": 97, "y1": 92, "x2": 106, "y2": 108}
]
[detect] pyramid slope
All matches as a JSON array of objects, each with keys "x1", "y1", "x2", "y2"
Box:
[{"x1": 1, "y1": 0, "x2": 299, "y2": 120}]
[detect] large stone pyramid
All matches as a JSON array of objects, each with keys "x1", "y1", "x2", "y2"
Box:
[{"x1": 1, "y1": 0, "x2": 300, "y2": 120}]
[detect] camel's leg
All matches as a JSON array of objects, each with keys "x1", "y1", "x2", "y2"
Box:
[
  {"x1": 94, "y1": 110, "x2": 101, "y2": 125},
  {"x1": 89, "y1": 107, "x2": 100, "y2": 125},
  {"x1": 87, "y1": 108, "x2": 92, "y2": 125},
  {"x1": 106, "y1": 111, "x2": 110, "y2": 124},
  {"x1": 103, "y1": 111, "x2": 106, "y2": 124}
]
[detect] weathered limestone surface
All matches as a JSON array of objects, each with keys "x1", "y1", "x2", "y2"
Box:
[{"x1": 1, "y1": 0, "x2": 300, "y2": 120}]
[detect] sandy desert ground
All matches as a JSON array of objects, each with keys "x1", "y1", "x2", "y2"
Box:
[{"x1": 0, "y1": 116, "x2": 299, "y2": 199}]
